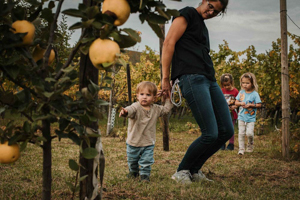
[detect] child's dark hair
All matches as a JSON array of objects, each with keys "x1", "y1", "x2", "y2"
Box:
[
  {"x1": 136, "y1": 81, "x2": 157, "y2": 96},
  {"x1": 240, "y1": 72, "x2": 259, "y2": 91},
  {"x1": 220, "y1": 73, "x2": 234, "y2": 87}
]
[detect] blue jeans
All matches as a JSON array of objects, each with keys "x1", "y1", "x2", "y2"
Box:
[
  {"x1": 177, "y1": 74, "x2": 234, "y2": 174},
  {"x1": 126, "y1": 144, "x2": 155, "y2": 176}
]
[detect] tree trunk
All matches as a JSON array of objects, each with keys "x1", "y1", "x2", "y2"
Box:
[
  {"x1": 42, "y1": 119, "x2": 52, "y2": 200},
  {"x1": 79, "y1": 0, "x2": 101, "y2": 197},
  {"x1": 79, "y1": 51, "x2": 100, "y2": 200}
]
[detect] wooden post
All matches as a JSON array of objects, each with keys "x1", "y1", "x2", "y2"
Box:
[
  {"x1": 280, "y1": 0, "x2": 290, "y2": 159},
  {"x1": 122, "y1": 64, "x2": 132, "y2": 126},
  {"x1": 126, "y1": 64, "x2": 132, "y2": 105},
  {"x1": 159, "y1": 23, "x2": 169, "y2": 151},
  {"x1": 106, "y1": 70, "x2": 114, "y2": 136}
]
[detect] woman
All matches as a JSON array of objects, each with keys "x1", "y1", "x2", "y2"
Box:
[{"x1": 162, "y1": 0, "x2": 233, "y2": 184}]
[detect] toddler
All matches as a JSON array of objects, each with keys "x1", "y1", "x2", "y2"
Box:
[{"x1": 119, "y1": 81, "x2": 173, "y2": 182}]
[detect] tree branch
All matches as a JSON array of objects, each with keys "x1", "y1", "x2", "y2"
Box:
[
  {"x1": 0, "y1": 65, "x2": 38, "y2": 97},
  {"x1": 43, "y1": 0, "x2": 65, "y2": 71},
  {"x1": 55, "y1": 29, "x2": 86, "y2": 80}
]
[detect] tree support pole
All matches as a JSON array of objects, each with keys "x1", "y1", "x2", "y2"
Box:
[
  {"x1": 159, "y1": 23, "x2": 169, "y2": 151},
  {"x1": 280, "y1": 0, "x2": 290, "y2": 159}
]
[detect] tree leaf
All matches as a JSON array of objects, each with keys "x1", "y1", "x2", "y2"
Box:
[
  {"x1": 3, "y1": 65, "x2": 20, "y2": 79},
  {"x1": 16, "y1": 89, "x2": 30, "y2": 103},
  {"x1": 88, "y1": 80, "x2": 100, "y2": 96},
  {"x1": 80, "y1": 44, "x2": 89, "y2": 55},
  {"x1": 121, "y1": 28, "x2": 141, "y2": 42},
  {"x1": 79, "y1": 175, "x2": 88, "y2": 182},
  {"x1": 11, "y1": 6, "x2": 25, "y2": 21},
  {"x1": 0, "y1": 107, "x2": 5, "y2": 114},
  {"x1": 82, "y1": 147, "x2": 98, "y2": 159},
  {"x1": 28, "y1": 5, "x2": 42, "y2": 22},
  {"x1": 8, "y1": 132, "x2": 23, "y2": 145},
  {"x1": 81, "y1": 36, "x2": 95, "y2": 44},
  {"x1": 166, "y1": 9, "x2": 180, "y2": 17},
  {"x1": 62, "y1": 9, "x2": 86, "y2": 19},
  {"x1": 68, "y1": 132, "x2": 81, "y2": 145},
  {"x1": 69, "y1": 159, "x2": 79, "y2": 171},
  {"x1": 69, "y1": 22, "x2": 84, "y2": 30},
  {"x1": 91, "y1": 21, "x2": 103, "y2": 29},
  {"x1": 19, "y1": 140, "x2": 28, "y2": 152},
  {"x1": 117, "y1": 34, "x2": 137, "y2": 48},
  {"x1": 59, "y1": 118, "x2": 70, "y2": 131},
  {"x1": 23, "y1": 121, "x2": 31, "y2": 134},
  {"x1": 43, "y1": 92, "x2": 54, "y2": 98},
  {"x1": 95, "y1": 99, "x2": 109, "y2": 106},
  {"x1": 40, "y1": 8, "x2": 54, "y2": 23},
  {"x1": 48, "y1": 1, "x2": 55, "y2": 10},
  {"x1": 147, "y1": 21, "x2": 163, "y2": 38},
  {"x1": 148, "y1": 13, "x2": 167, "y2": 24},
  {"x1": 86, "y1": 6, "x2": 99, "y2": 19},
  {"x1": 45, "y1": 78, "x2": 56, "y2": 82},
  {"x1": 0, "y1": 0, "x2": 15, "y2": 17}
]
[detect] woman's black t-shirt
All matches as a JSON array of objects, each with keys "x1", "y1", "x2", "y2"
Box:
[{"x1": 171, "y1": 7, "x2": 216, "y2": 82}]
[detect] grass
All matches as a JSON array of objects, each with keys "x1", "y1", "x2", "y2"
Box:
[{"x1": 0, "y1": 115, "x2": 300, "y2": 199}]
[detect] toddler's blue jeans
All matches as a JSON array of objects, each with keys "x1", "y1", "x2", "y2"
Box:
[
  {"x1": 126, "y1": 144, "x2": 154, "y2": 176},
  {"x1": 177, "y1": 74, "x2": 234, "y2": 174}
]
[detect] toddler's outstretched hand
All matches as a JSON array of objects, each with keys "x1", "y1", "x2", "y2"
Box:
[{"x1": 119, "y1": 107, "x2": 128, "y2": 117}]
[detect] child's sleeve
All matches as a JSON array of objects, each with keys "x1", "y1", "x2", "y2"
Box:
[
  {"x1": 255, "y1": 92, "x2": 262, "y2": 104},
  {"x1": 234, "y1": 88, "x2": 239, "y2": 97},
  {"x1": 124, "y1": 103, "x2": 138, "y2": 119},
  {"x1": 236, "y1": 91, "x2": 241, "y2": 101},
  {"x1": 159, "y1": 99, "x2": 173, "y2": 117}
]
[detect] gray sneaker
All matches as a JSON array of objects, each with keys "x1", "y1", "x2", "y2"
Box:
[
  {"x1": 245, "y1": 143, "x2": 254, "y2": 152},
  {"x1": 191, "y1": 170, "x2": 213, "y2": 182},
  {"x1": 171, "y1": 170, "x2": 192, "y2": 184}
]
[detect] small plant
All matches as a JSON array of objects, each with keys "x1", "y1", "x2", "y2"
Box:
[
  {"x1": 116, "y1": 127, "x2": 127, "y2": 142},
  {"x1": 185, "y1": 122, "x2": 201, "y2": 134},
  {"x1": 66, "y1": 159, "x2": 88, "y2": 200}
]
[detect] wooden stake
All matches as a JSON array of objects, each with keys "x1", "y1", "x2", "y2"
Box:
[
  {"x1": 280, "y1": 0, "x2": 290, "y2": 159},
  {"x1": 159, "y1": 23, "x2": 170, "y2": 151}
]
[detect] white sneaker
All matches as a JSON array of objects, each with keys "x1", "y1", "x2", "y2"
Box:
[
  {"x1": 238, "y1": 149, "x2": 244, "y2": 155},
  {"x1": 245, "y1": 144, "x2": 254, "y2": 152},
  {"x1": 171, "y1": 170, "x2": 192, "y2": 184},
  {"x1": 191, "y1": 170, "x2": 213, "y2": 182}
]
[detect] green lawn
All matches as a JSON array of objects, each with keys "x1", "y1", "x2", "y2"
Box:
[{"x1": 1, "y1": 115, "x2": 300, "y2": 199}]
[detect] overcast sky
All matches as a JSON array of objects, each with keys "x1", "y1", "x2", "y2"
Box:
[{"x1": 62, "y1": 0, "x2": 300, "y2": 54}]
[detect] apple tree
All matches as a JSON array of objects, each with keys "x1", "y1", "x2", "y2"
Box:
[{"x1": 0, "y1": 0, "x2": 179, "y2": 199}]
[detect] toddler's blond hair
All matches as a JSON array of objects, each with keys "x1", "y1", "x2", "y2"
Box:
[{"x1": 136, "y1": 81, "x2": 157, "y2": 96}]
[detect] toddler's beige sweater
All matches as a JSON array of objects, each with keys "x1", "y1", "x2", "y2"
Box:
[{"x1": 125, "y1": 100, "x2": 173, "y2": 147}]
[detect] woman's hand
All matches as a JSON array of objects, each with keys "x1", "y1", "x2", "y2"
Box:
[{"x1": 162, "y1": 78, "x2": 171, "y2": 97}]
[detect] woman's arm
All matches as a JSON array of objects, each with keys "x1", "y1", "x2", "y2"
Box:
[{"x1": 161, "y1": 16, "x2": 188, "y2": 94}]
